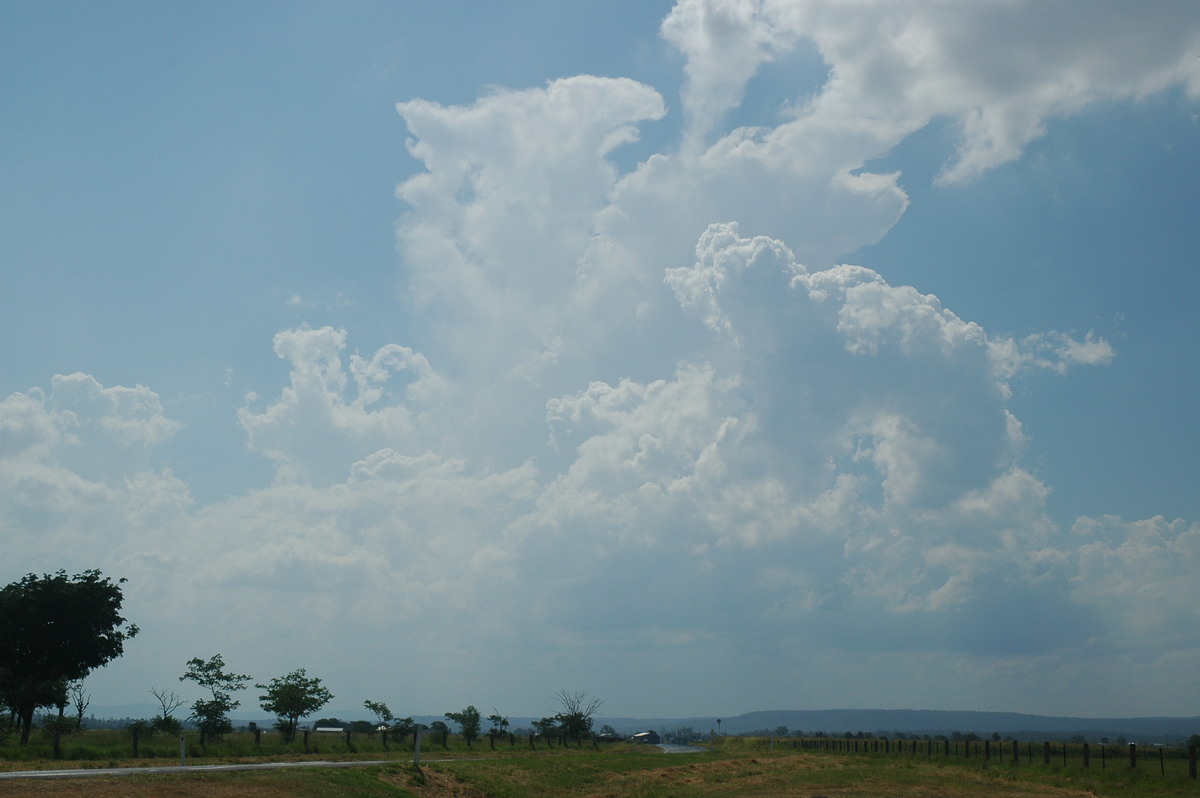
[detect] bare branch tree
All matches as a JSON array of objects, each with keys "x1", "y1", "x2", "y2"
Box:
[
  {"x1": 554, "y1": 690, "x2": 603, "y2": 742},
  {"x1": 67, "y1": 682, "x2": 90, "y2": 728},
  {"x1": 151, "y1": 687, "x2": 185, "y2": 721},
  {"x1": 555, "y1": 689, "x2": 603, "y2": 717}
]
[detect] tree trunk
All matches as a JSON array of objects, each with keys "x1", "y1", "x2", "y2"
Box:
[{"x1": 18, "y1": 705, "x2": 34, "y2": 745}]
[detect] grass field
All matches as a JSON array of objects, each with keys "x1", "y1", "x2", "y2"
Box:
[{"x1": 1, "y1": 731, "x2": 1197, "y2": 797}]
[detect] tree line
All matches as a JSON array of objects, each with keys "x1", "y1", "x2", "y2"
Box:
[{"x1": 1, "y1": 570, "x2": 603, "y2": 750}]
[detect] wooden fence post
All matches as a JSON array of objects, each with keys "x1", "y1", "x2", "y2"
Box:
[
  {"x1": 1188, "y1": 744, "x2": 1196, "y2": 778},
  {"x1": 1012, "y1": 739, "x2": 1018, "y2": 764},
  {"x1": 1083, "y1": 742, "x2": 1089, "y2": 768},
  {"x1": 1129, "y1": 742, "x2": 1137, "y2": 769}
]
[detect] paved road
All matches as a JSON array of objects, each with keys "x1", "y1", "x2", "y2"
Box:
[
  {"x1": 658, "y1": 744, "x2": 705, "y2": 754},
  {"x1": 0, "y1": 759, "x2": 403, "y2": 780},
  {"x1": 0, "y1": 744, "x2": 705, "y2": 780}
]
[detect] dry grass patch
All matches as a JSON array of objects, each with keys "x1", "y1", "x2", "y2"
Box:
[{"x1": 529, "y1": 753, "x2": 1137, "y2": 798}]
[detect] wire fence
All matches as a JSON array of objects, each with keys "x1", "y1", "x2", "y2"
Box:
[{"x1": 786, "y1": 735, "x2": 1198, "y2": 779}]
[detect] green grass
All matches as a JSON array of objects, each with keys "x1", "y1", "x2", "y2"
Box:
[
  {"x1": 425, "y1": 743, "x2": 1200, "y2": 798},
  {"x1": 1, "y1": 733, "x2": 1196, "y2": 797},
  {"x1": 0, "y1": 727, "x2": 427, "y2": 766}
]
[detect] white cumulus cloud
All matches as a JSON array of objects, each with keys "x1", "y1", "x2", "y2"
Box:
[{"x1": 6, "y1": 0, "x2": 1198, "y2": 718}]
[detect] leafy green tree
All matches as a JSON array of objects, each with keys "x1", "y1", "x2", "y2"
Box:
[
  {"x1": 364, "y1": 700, "x2": 394, "y2": 728},
  {"x1": 554, "y1": 690, "x2": 603, "y2": 743},
  {"x1": 445, "y1": 705, "x2": 482, "y2": 747},
  {"x1": 257, "y1": 669, "x2": 333, "y2": 743},
  {"x1": 313, "y1": 717, "x2": 344, "y2": 729},
  {"x1": 487, "y1": 711, "x2": 510, "y2": 740},
  {"x1": 179, "y1": 654, "x2": 250, "y2": 738},
  {"x1": 152, "y1": 714, "x2": 182, "y2": 736},
  {"x1": 533, "y1": 715, "x2": 560, "y2": 739},
  {"x1": 0, "y1": 570, "x2": 139, "y2": 744},
  {"x1": 391, "y1": 716, "x2": 415, "y2": 743}
]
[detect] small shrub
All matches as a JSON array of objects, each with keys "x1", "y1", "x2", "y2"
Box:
[
  {"x1": 152, "y1": 716, "x2": 183, "y2": 736},
  {"x1": 126, "y1": 719, "x2": 154, "y2": 738}
]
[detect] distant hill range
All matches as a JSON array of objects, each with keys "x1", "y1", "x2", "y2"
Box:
[{"x1": 595, "y1": 709, "x2": 1200, "y2": 744}]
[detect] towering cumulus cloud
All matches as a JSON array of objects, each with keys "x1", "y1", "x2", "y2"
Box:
[{"x1": 2, "y1": 1, "x2": 1197, "y2": 716}]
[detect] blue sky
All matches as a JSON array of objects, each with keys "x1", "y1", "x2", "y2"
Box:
[{"x1": 2, "y1": 1, "x2": 1198, "y2": 722}]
